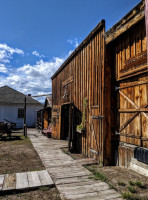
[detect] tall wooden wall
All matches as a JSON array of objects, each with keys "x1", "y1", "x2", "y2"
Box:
[
  {"x1": 115, "y1": 19, "x2": 147, "y2": 147},
  {"x1": 105, "y1": 0, "x2": 148, "y2": 168},
  {"x1": 52, "y1": 20, "x2": 113, "y2": 165},
  {"x1": 52, "y1": 0, "x2": 147, "y2": 167},
  {"x1": 114, "y1": 19, "x2": 147, "y2": 144}
]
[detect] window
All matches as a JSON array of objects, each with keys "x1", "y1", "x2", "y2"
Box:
[{"x1": 18, "y1": 108, "x2": 24, "y2": 118}]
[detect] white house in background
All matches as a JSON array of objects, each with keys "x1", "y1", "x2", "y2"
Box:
[{"x1": 0, "y1": 85, "x2": 43, "y2": 128}]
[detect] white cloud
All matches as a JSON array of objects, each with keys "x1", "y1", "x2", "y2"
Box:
[
  {"x1": 32, "y1": 51, "x2": 40, "y2": 57},
  {"x1": 0, "y1": 43, "x2": 24, "y2": 63},
  {"x1": 67, "y1": 38, "x2": 79, "y2": 48},
  {"x1": 32, "y1": 50, "x2": 45, "y2": 58},
  {"x1": 0, "y1": 44, "x2": 24, "y2": 55},
  {"x1": 0, "y1": 43, "x2": 24, "y2": 74},
  {"x1": 0, "y1": 55, "x2": 67, "y2": 101},
  {"x1": 67, "y1": 39, "x2": 73, "y2": 45},
  {"x1": 0, "y1": 43, "x2": 74, "y2": 103},
  {"x1": 0, "y1": 64, "x2": 7, "y2": 73}
]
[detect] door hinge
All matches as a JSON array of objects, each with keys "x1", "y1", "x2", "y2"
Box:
[{"x1": 91, "y1": 115, "x2": 104, "y2": 119}]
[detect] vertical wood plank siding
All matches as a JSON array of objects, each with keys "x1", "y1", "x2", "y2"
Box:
[
  {"x1": 52, "y1": 20, "x2": 109, "y2": 164},
  {"x1": 105, "y1": 0, "x2": 147, "y2": 167},
  {"x1": 112, "y1": 18, "x2": 148, "y2": 149},
  {"x1": 52, "y1": 0, "x2": 147, "y2": 166}
]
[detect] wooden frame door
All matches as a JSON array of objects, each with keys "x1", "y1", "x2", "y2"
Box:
[
  {"x1": 117, "y1": 80, "x2": 148, "y2": 148},
  {"x1": 89, "y1": 22, "x2": 105, "y2": 164}
]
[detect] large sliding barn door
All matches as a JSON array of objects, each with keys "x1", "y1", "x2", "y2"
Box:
[
  {"x1": 117, "y1": 80, "x2": 148, "y2": 148},
  {"x1": 89, "y1": 21, "x2": 105, "y2": 164}
]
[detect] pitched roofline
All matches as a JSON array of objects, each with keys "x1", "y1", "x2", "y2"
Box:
[
  {"x1": 0, "y1": 85, "x2": 43, "y2": 106},
  {"x1": 51, "y1": 19, "x2": 105, "y2": 80},
  {"x1": 105, "y1": 0, "x2": 145, "y2": 44}
]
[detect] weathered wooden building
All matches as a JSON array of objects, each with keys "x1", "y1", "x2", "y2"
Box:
[
  {"x1": 51, "y1": 0, "x2": 148, "y2": 167},
  {"x1": 105, "y1": 0, "x2": 148, "y2": 169},
  {"x1": 36, "y1": 97, "x2": 52, "y2": 131}
]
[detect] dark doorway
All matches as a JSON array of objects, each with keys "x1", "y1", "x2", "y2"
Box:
[
  {"x1": 61, "y1": 104, "x2": 70, "y2": 140},
  {"x1": 61, "y1": 103, "x2": 82, "y2": 153}
]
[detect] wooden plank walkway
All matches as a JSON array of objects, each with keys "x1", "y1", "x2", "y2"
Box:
[
  {"x1": 28, "y1": 129, "x2": 122, "y2": 200},
  {"x1": 0, "y1": 170, "x2": 54, "y2": 191}
]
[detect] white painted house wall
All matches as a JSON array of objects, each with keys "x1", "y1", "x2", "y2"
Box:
[{"x1": 0, "y1": 104, "x2": 43, "y2": 128}]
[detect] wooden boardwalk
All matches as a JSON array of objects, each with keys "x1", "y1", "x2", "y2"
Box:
[
  {"x1": 0, "y1": 170, "x2": 54, "y2": 191},
  {"x1": 28, "y1": 129, "x2": 122, "y2": 200}
]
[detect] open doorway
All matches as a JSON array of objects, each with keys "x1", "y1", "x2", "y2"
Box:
[
  {"x1": 61, "y1": 104, "x2": 70, "y2": 140},
  {"x1": 61, "y1": 103, "x2": 82, "y2": 153}
]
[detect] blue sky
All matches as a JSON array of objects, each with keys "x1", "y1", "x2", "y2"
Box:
[{"x1": 0, "y1": 0, "x2": 141, "y2": 102}]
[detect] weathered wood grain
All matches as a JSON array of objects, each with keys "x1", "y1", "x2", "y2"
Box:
[
  {"x1": 51, "y1": 19, "x2": 105, "y2": 163},
  {"x1": 56, "y1": 180, "x2": 99, "y2": 188},
  {"x1": 60, "y1": 189, "x2": 121, "y2": 200},
  {"x1": 2, "y1": 174, "x2": 16, "y2": 191},
  {"x1": 37, "y1": 170, "x2": 54, "y2": 186},
  {"x1": 27, "y1": 171, "x2": 41, "y2": 188},
  {"x1": 16, "y1": 172, "x2": 29, "y2": 189},
  {"x1": 0, "y1": 175, "x2": 4, "y2": 190},
  {"x1": 52, "y1": 171, "x2": 91, "y2": 179},
  {"x1": 54, "y1": 176, "x2": 93, "y2": 185},
  {"x1": 57, "y1": 182, "x2": 109, "y2": 195},
  {"x1": 28, "y1": 129, "x2": 122, "y2": 200}
]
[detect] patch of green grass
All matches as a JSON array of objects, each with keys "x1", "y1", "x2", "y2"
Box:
[
  {"x1": 39, "y1": 186, "x2": 50, "y2": 191},
  {"x1": 122, "y1": 192, "x2": 132, "y2": 200},
  {"x1": 129, "y1": 181, "x2": 136, "y2": 186},
  {"x1": 129, "y1": 181, "x2": 144, "y2": 189},
  {"x1": 127, "y1": 186, "x2": 137, "y2": 194},
  {"x1": 118, "y1": 181, "x2": 126, "y2": 186},
  {"x1": 122, "y1": 193, "x2": 143, "y2": 200},
  {"x1": 30, "y1": 168, "x2": 43, "y2": 172},
  {"x1": 122, "y1": 193, "x2": 146, "y2": 200},
  {"x1": 135, "y1": 181, "x2": 144, "y2": 188},
  {"x1": 109, "y1": 183, "x2": 117, "y2": 191},
  {"x1": 87, "y1": 168, "x2": 107, "y2": 182},
  {"x1": 20, "y1": 136, "x2": 31, "y2": 142}
]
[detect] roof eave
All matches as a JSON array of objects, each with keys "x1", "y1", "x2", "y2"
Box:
[{"x1": 51, "y1": 19, "x2": 105, "y2": 80}]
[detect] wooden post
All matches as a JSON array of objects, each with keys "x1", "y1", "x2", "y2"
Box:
[
  {"x1": 24, "y1": 97, "x2": 27, "y2": 138},
  {"x1": 68, "y1": 103, "x2": 72, "y2": 151}
]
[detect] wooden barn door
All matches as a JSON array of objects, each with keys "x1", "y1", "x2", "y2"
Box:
[
  {"x1": 89, "y1": 21, "x2": 105, "y2": 164},
  {"x1": 90, "y1": 107, "x2": 104, "y2": 161},
  {"x1": 117, "y1": 80, "x2": 148, "y2": 148}
]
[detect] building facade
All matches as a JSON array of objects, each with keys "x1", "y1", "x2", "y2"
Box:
[
  {"x1": 51, "y1": 0, "x2": 148, "y2": 168},
  {"x1": 0, "y1": 86, "x2": 43, "y2": 128}
]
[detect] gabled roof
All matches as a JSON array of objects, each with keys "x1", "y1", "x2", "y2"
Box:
[{"x1": 0, "y1": 85, "x2": 43, "y2": 105}]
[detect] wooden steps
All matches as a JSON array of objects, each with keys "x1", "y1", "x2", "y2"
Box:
[
  {"x1": 28, "y1": 128, "x2": 122, "y2": 200},
  {"x1": 0, "y1": 170, "x2": 54, "y2": 192}
]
